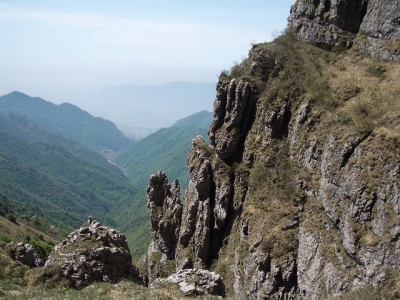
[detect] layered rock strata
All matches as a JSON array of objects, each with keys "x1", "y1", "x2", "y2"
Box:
[
  {"x1": 288, "y1": 0, "x2": 400, "y2": 62},
  {"x1": 146, "y1": 172, "x2": 182, "y2": 282},
  {"x1": 144, "y1": 1, "x2": 399, "y2": 298}
]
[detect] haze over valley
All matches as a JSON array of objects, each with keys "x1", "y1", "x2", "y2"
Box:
[
  {"x1": 1, "y1": 0, "x2": 399, "y2": 299},
  {"x1": 79, "y1": 81, "x2": 216, "y2": 139}
]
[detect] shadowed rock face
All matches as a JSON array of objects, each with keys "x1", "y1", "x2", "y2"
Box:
[
  {"x1": 147, "y1": 172, "x2": 182, "y2": 259},
  {"x1": 209, "y1": 78, "x2": 255, "y2": 162},
  {"x1": 288, "y1": 0, "x2": 400, "y2": 61},
  {"x1": 146, "y1": 172, "x2": 183, "y2": 283},
  {"x1": 10, "y1": 243, "x2": 44, "y2": 267},
  {"x1": 174, "y1": 136, "x2": 233, "y2": 270}
]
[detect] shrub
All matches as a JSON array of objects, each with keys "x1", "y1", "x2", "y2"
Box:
[{"x1": 6, "y1": 213, "x2": 16, "y2": 223}]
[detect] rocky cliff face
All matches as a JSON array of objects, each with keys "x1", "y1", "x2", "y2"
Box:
[
  {"x1": 146, "y1": 172, "x2": 182, "y2": 282},
  {"x1": 288, "y1": 0, "x2": 400, "y2": 62},
  {"x1": 144, "y1": 2, "x2": 399, "y2": 299}
]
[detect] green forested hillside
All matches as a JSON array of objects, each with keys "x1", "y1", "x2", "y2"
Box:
[
  {"x1": 0, "y1": 123, "x2": 135, "y2": 231},
  {"x1": 0, "y1": 114, "x2": 126, "y2": 178},
  {"x1": 0, "y1": 92, "x2": 131, "y2": 152},
  {"x1": 116, "y1": 127, "x2": 208, "y2": 191},
  {"x1": 172, "y1": 110, "x2": 212, "y2": 129}
]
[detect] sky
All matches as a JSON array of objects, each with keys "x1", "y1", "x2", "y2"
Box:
[{"x1": 0, "y1": 0, "x2": 294, "y2": 104}]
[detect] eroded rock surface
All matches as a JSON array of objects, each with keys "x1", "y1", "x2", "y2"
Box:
[
  {"x1": 151, "y1": 268, "x2": 224, "y2": 297},
  {"x1": 142, "y1": 1, "x2": 399, "y2": 298},
  {"x1": 146, "y1": 172, "x2": 182, "y2": 282},
  {"x1": 172, "y1": 136, "x2": 233, "y2": 271},
  {"x1": 209, "y1": 78, "x2": 255, "y2": 162},
  {"x1": 288, "y1": 0, "x2": 400, "y2": 61},
  {"x1": 44, "y1": 218, "x2": 136, "y2": 288},
  {"x1": 10, "y1": 243, "x2": 44, "y2": 267},
  {"x1": 175, "y1": 136, "x2": 213, "y2": 270}
]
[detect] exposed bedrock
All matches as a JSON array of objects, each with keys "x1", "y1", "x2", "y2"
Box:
[{"x1": 288, "y1": 0, "x2": 400, "y2": 62}]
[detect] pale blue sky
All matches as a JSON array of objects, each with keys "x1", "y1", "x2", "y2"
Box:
[{"x1": 0, "y1": 0, "x2": 294, "y2": 104}]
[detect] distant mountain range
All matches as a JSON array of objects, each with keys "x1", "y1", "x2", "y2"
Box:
[
  {"x1": 80, "y1": 82, "x2": 216, "y2": 139},
  {"x1": 0, "y1": 92, "x2": 131, "y2": 153}
]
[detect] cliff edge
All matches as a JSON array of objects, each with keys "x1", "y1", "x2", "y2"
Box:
[
  {"x1": 287, "y1": 0, "x2": 400, "y2": 62},
  {"x1": 143, "y1": 1, "x2": 400, "y2": 299}
]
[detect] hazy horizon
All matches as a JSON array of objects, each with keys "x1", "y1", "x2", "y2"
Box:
[{"x1": 0, "y1": 0, "x2": 293, "y2": 106}]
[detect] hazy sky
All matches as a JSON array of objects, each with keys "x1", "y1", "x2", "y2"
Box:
[{"x1": 0, "y1": 0, "x2": 293, "y2": 104}]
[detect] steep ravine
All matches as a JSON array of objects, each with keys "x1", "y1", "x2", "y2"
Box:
[{"x1": 142, "y1": 1, "x2": 400, "y2": 299}]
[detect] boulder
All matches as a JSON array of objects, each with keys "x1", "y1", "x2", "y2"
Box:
[
  {"x1": 10, "y1": 243, "x2": 44, "y2": 267},
  {"x1": 44, "y1": 218, "x2": 136, "y2": 288},
  {"x1": 151, "y1": 268, "x2": 224, "y2": 297}
]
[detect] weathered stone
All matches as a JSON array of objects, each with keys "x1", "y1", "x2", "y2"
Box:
[
  {"x1": 176, "y1": 136, "x2": 213, "y2": 270},
  {"x1": 44, "y1": 218, "x2": 135, "y2": 288},
  {"x1": 209, "y1": 78, "x2": 255, "y2": 162},
  {"x1": 151, "y1": 268, "x2": 225, "y2": 297},
  {"x1": 10, "y1": 243, "x2": 43, "y2": 267},
  {"x1": 146, "y1": 171, "x2": 182, "y2": 283},
  {"x1": 141, "y1": 3, "x2": 400, "y2": 298},
  {"x1": 288, "y1": 0, "x2": 400, "y2": 61},
  {"x1": 147, "y1": 172, "x2": 182, "y2": 258}
]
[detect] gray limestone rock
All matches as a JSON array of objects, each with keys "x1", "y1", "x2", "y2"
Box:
[
  {"x1": 10, "y1": 243, "x2": 44, "y2": 267},
  {"x1": 146, "y1": 171, "x2": 182, "y2": 283},
  {"x1": 147, "y1": 172, "x2": 182, "y2": 257},
  {"x1": 209, "y1": 78, "x2": 255, "y2": 162},
  {"x1": 151, "y1": 268, "x2": 225, "y2": 297},
  {"x1": 44, "y1": 219, "x2": 136, "y2": 288},
  {"x1": 288, "y1": 0, "x2": 400, "y2": 61},
  {"x1": 176, "y1": 136, "x2": 213, "y2": 270}
]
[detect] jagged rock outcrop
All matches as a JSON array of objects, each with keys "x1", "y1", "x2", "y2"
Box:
[
  {"x1": 145, "y1": 160, "x2": 228, "y2": 295},
  {"x1": 174, "y1": 136, "x2": 232, "y2": 270},
  {"x1": 209, "y1": 78, "x2": 256, "y2": 162},
  {"x1": 10, "y1": 243, "x2": 44, "y2": 267},
  {"x1": 288, "y1": 0, "x2": 400, "y2": 62},
  {"x1": 151, "y1": 269, "x2": 224, "y2": 297},
  {"x1": 146, "y1": 172, "x2": 182, "y2": 282},
  {"x1": 142, "y1": 1, "x2": 399, "y2": 299},
  {"x1": 44, "y1": 218, "x2": 136, "y2": 288}
]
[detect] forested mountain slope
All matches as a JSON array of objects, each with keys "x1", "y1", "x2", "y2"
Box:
[
  {"x1": 0, "y1": 92, "x2": 131, "y2": 153},
  {"x1": 0, "y1": 115, "x2": 135, "y2": 231}
]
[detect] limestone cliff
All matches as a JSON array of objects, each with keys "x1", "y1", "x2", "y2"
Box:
[
  {"x1": 288, "y1": 0, "x2": 400, "y2": 62},
  {"x1": 144, "y1": 1, "x2": 400, "y2": 299}
]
